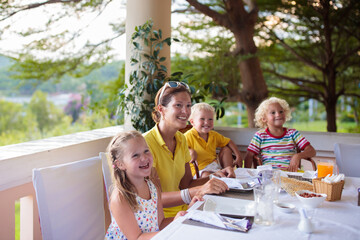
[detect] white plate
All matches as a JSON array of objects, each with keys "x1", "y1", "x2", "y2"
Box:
[{"x1": 203, "y1": 195, "x2": 256, "y2": 216}]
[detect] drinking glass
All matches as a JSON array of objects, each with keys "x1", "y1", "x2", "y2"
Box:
[
  {"x1": 254, "y1": 185, "x2": 274, "y2": 226},
  {"x1": 260, "y1": 170, "x2": 281, "y2": 203},
  {"x1": 271, "y1": 170, "x2": 281, "y2": 203},
  {"x1": 317, "y1": 161, "x2": 334, "y2": 178}
]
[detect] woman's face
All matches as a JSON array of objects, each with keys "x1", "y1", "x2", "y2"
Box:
[{"x1": 160, "y1": 91, "x2": 191, "y2": 130}]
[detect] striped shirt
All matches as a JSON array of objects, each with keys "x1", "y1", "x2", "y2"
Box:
[{"x1": 247, "y1": 128, "x2": 310, "y2": 170}]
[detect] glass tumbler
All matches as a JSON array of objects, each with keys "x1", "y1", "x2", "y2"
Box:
[{"x1": 254, "y1": 185, "x2": 274, "y2": 226}]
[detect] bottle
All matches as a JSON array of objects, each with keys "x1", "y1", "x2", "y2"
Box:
[{"x1": 298, "y1": 208, "x2": 313, "y2": 233}]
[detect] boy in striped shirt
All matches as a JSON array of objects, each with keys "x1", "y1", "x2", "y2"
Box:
[{"x1": 244, "y1": 97, "x2": 316, "y2": 172}]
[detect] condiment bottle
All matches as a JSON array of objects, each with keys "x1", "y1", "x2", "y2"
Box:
[{"x1": 298, "y1": 208, "x2": 313, "y2": 233}]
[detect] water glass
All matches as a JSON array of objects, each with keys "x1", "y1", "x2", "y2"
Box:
[
  {"x1": 254, "y1": 185, "x2": 274, "y2": 226},
  {"x1": 260, "y1": 170, "x2": 281, "y2": 203},
  {"x1": 271, "y1": 170, "x2": 281, "y2": 203}
]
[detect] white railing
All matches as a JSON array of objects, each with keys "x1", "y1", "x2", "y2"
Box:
[{"x1": 0, "y1": 125, "x2": 359, "y2": 239}]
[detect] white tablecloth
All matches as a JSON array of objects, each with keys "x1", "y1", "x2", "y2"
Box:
[{"x1": 153, "y1": 177, "x2": 360, "y2": 240}]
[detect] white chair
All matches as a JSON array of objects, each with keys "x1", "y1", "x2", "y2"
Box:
[
  {"x1": 100, "y1": 152, "x2": 112, "y2": 200},
  {"x1": 334, "y1": 143, "x2": 360, "y2": 177},
  {"x1": 32, "y1": 156, "x2": 106, "y2": 240}
]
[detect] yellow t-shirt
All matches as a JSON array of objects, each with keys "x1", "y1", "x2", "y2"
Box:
[
  {"x1": 184, "y1": 128, "x2": 230, "y2": 176},
  {"x1": 143, "y1": 125, "x2": 191, "y2": 218}
]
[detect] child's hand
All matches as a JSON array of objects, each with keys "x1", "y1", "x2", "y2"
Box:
[
  {"x1": 288, "y1": 154, "x2": 301, "y2": 172},
  {"x1": 174, "y1": 211, "x2": 188, "y2": 220},
  {"x1": 188, "y1": 148, "x2": 197, "y2": 163},
  {"x1": 214, "y1": 166, "x2": 235, "y2": 178},
  {"x1": 188, "y1": 195, "x2": 204, "y2": 208},
  {"x1": 234, "y1": 157, "x2": 243, "y2": 168}
]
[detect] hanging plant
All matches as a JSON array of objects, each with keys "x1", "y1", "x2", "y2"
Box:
[{"x1": 119, "y1": 19, "x2": 190, "y2": 132}]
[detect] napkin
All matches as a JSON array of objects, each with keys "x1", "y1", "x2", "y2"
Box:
[
  {"x1": 322, "y1": 174, "x2": 345, "y2": 183},
  {"x1": 213, "y1": 176, "x2": 260, "y2": 189},
  {"x1": 302, "y1": 171, "x2": 317, "y2": 179},
  {"x1": 185, "y1": 210, "x2": 252, "y2": 232}
]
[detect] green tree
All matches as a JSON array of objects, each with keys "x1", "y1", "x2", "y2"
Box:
[
  {"x1": 176, "y1": 0, "x2": 268, "y2": 127},
  {"x1": 28, "y1": 91, "x2": 64, "y2": 133},
  {"x1": 0, "y1": 100, "x2": 39, "y2": 145},
  {"x1": 258, "y1": 0, "x2": 360, "y2": 132},
  {"x1": 0, "y1": 1, "x2": 126, "y2": 82}
]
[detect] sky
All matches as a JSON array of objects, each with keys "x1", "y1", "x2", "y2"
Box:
[{"x1": 0, "y1": 0, "x2": 190, "y2": 61}]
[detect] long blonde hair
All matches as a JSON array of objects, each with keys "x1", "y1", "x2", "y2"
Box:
[
  {"x1": 107, "y1": 130, "x2": 144, "y2": 211},
  {"x1": 254, "y1": 97, "x2": 292, "y2": 128}
]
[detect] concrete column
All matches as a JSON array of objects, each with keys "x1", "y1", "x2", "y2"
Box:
[{"x1": 124, "y1": 0, "x2": 171, "y2": 130}]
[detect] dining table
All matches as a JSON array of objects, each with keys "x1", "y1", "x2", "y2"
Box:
[{"x1": 153, "y1": 169, "x2": 360, "y2": 240}]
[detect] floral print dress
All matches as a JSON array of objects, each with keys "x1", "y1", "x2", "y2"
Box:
[{"x1": 105, "y1": 180, "x2": 159, "y2": 240}]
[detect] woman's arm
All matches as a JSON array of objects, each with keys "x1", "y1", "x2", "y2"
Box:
[
  {"x1": 288, "y1": 144, "x2": 316, "y2": 172},
  {"x1": 180, "y1": 163, "x2": 229, "y2": 198},
  {"x1": 110, "y1": 191, "x2": 158, "y2": 240},
  {"x1": 161, "y1": 163, "x2": 229, "y2": 207}
]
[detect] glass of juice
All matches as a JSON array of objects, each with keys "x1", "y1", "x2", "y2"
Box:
[{"x1": 317, "y1": 161, "x2": 334, "y2": 178}]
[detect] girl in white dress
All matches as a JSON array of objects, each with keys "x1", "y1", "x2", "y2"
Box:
[{"x1": 105, "y1": 131, "x2": 196, "y2": 240}]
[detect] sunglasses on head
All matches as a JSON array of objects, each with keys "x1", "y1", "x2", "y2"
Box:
[{"x1": 158, "y1": 81, "x2": 190, "y2": 105}]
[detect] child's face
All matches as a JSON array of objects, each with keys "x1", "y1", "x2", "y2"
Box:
[
  {"x1": 190, "y1": 109, "x2": 214, "y2": 135},
  {"x1": 262, "y1": 103, "x2": 286, "y2": 129},
  {"x1": 117, "y1": 137, "x2": 153, "y2": 180}
]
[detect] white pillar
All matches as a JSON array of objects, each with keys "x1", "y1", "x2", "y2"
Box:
[{"x1": 124, "y1": 0, "x2": 171, "y2": 130}]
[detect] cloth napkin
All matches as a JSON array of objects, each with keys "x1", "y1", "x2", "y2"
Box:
[
  {"x1": 213, "y1": 175, "x2": 260, "y2": 189},
  {"x1": 215, "y1": 177, "x2": 247, "y2": 189},
  {"x1": 185, "y1": 210, "x2": 252, "y2": 232}
]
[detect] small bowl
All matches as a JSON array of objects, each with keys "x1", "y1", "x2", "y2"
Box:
[
  {"x1": 275, "y1": 202, "x2": 296, "y2": 213},
  {"x1": 295, "y1": 190, "x2": 327, "y2": 208}
]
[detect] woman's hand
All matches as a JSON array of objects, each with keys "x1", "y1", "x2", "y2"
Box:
[
  {"x1": 287, "y1": 154, "x2": 301, "y2": 172},
  {"x1": 196, "y1": 178, "x2": 229, "y2": 197}
]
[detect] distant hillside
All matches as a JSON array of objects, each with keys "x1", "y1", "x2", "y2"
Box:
[{"x1": 0, "y1": 55, "x2": 124, "y2": 96}]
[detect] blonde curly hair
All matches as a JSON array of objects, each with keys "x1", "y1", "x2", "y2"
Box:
[{"x1": 254, "y1": 97, "x2": 292, "y2": 128}]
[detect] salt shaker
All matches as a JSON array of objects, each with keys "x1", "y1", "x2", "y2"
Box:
[{"x1": 298, "y1": 208, "x2": 313, "y2": 233}]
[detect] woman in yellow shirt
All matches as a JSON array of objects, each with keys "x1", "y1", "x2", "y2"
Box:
[{"x1": 144, "y1": 81, "x2": 235, "y2": 218}]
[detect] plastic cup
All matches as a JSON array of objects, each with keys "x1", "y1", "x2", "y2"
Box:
[
  {"x1": 317, "y1": 161, "x2": 334, "y2": 178},
  {"x1": 254, "y1": 185, "x2": 274, "y2": 226}
]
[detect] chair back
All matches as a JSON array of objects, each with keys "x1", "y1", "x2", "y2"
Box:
[
  {"x1": 334, "y1": 143, "x2": 360, "y2": 177},
  {"x1": 100, "y1": 152, "x2": 112, "y2": 200},
  {"x1": 32, "y1": 156, "x2": 105, "y2": 240}
]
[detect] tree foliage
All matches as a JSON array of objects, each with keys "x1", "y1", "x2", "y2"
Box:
[
  {"x1": 28, "y1": 90, "x2": 65, "y2": 132},
  {"x1": 0, "y1": 0, "x2": 125, "y2": 82},
  {"x1": 257, "y1": 0, "x2": 360, "y2": 132}
]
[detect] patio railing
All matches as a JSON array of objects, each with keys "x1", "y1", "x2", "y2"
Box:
[{"x1": 0, "y1": 125, "x2": 359, "y2": 240}]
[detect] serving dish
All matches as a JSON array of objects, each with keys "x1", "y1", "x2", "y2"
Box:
[{"x1": 295, "y1": 190, "x2": 327, "y2": 208}]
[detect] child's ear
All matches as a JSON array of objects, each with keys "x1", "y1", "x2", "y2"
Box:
[
  {"x1": 116, "y1": 161, "x2": 126, "y2": 171},
  {"x1": 189, "y1": 119, "x2": 194, "y2": 125}
]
